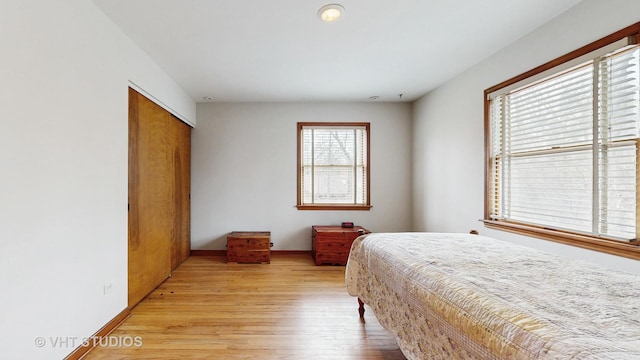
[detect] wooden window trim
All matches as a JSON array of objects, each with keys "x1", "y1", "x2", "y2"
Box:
[
  {"x1": 296, "y1": 205, "x2": 373, "y2": 211},
  {"x1": 482, "y1": 220, "x2": 640, "y2": 261},
  {"x1": 483, "y1": 22, "x2": 640, "y2": 259},
  {"x1": 297, "y1": 122, "x2": 371, "y2": 210}
]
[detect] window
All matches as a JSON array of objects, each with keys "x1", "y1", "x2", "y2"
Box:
[
  {"x1": 485, "y1": 23, "x2": 640, "y2": 259},
  {"x1": 297, "y1": 122, "x2": 371, "y2": 210}
]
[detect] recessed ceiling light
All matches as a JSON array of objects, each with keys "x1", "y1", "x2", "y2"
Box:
[
  {"x1": 369, "y1": 96, "x2": 379, "y2": 100},
  {"x1": 202, "y1": 96, "x2": 214, "y2": 101},
  {"x1": 318, "y1": 4, "x2": 344, "y2": 22}
]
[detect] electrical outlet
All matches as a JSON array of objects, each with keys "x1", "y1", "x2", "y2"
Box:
[{"x1": 103, "y1": 283, "x2": 113, "y2": 295}]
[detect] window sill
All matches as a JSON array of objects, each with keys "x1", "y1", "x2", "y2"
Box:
[
  {"x1": 482, "y1": 220, "x2": 640, "y2": 261},
  {"x1": 297, "y1": 205, "x2": 372, "y2": 211}
]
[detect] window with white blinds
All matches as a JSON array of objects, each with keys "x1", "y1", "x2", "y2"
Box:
[
  {"x1": 488, "y1": 41, "x2": 640, "y2": 243},
  {"x1": 297, "y1": 122, "x2": 371, "y2": 210}
]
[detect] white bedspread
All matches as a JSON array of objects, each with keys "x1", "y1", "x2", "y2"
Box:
[{"x1": 345, "y1": 232, "x2": 640, "y2": 359}]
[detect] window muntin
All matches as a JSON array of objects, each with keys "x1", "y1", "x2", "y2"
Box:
[
  {"x1": 297, "y1": 122, "x2": 370, "y2": 210},
  {"x1": 486, "y1": 30, "x2": 640, "y2": 250}
]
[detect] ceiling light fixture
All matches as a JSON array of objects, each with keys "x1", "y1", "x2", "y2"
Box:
[{"x1": 318, "y1": 4, "x2": 344, "y2": 22}]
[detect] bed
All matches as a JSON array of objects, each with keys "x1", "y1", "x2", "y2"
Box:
[{"x1": 345, "y1": 232, "x2": 640, "y2": 359}]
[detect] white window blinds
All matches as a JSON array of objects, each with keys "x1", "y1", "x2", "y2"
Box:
[
  {"x1": 489, "y1": 45, "x2": 640, "y2": 241},
  {"x1": 300, "y1": 124, "x2": 368, "y2": 206}
]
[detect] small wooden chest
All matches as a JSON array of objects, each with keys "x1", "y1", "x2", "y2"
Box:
[
  {"x1": 227, "y1": 231, "x2": 271, "y2": 264},
  {"x1": 312, "y1": 225, "x2": 370, "y2": 265}
]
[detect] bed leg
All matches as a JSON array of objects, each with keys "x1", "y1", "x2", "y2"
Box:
[{"x1": 357, "y1": 298, "x2": 365, "y2": 318}]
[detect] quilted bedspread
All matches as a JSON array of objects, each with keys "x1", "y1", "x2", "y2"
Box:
[{"x1": 345, "y1": 232, "x2": 640, "y2": 359}]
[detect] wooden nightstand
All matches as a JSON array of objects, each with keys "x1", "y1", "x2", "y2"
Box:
[
  {"x1": 227, "y1": 231, "x2": 271, "y2": 264},
  {"x1": 312, "y1": 225, "x2": 370, "y2": 265}
]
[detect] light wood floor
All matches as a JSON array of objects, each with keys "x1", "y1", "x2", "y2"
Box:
[{"x1": 84, "y1": 253, "x2": 406, "y2": 359}]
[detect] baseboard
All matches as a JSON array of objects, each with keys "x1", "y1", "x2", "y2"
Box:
[
  {"x1": 190, "y1": 250, "x2": 312, "y2": 256},
  {"x1": 190, "y1": 249, "x2": 226, "y2": 256},
  {"x1": 64, "y1": 308, "x2": 131, "y2": 360}
]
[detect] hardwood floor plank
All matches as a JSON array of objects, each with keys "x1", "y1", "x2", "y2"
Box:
[{"x1": 83, "y1": 254, "x2": 406, "y2": 359}]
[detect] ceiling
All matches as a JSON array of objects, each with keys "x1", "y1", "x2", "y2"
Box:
[{"x1": 93, "y1": 0, "x2": 583, "y2": 103}]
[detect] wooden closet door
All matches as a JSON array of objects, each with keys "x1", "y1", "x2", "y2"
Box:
[
  {"x1": 128, "y1": 88, "x2": 191, "y2": 307},
  {"x1": 171, "y1": 114, "x2": 191, "y2": 270}
]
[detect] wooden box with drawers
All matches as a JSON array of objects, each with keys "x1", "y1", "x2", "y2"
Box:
[
  {"x1": 312, "y1": 225, "x2": 370, "y2": 265},
  {"x1": 227, "y1": 231, "x2": 271, "y2": 264}
]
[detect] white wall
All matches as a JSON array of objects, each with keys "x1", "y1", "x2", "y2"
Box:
[
  {"x1": 0, "y1": 1, "x2": 195, "y2": 359},
  {"x1": 412, "y1": 0, "x2": 640, "y2": 273},
  {"x1": 192, "y1": 102, "x2": 412, "y2": 250}
]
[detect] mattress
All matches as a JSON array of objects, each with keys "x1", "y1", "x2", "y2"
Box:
[{"x1": 345, "y1": 232, "x2": 640, "y2": 359}]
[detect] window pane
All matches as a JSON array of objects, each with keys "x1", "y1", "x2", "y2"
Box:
[
  {"x1": 302, "y1": 129, "x2": 312, "y2": 165},
  {"x1": 600, "y1": 48, "x2": 640, "y2": 141},
  {"x1": 313, "y1": 166, "x2": 354, "y2": 203},
  {"x1": 599, "y1": 143, "x2": 637, "y2": 239},
  {"x1": 302, "y1": 165, "x2": 312, "y2": 203},
  {"x1": 508, "y1": 64, "x2": 593, "y2": 153},
  {"x1": 313, "y1": 129, "x2": 355, "y2": 166},
  {"x1": 507, "y1": 150, "x2": 593, "y2": 233},
  {"x1": 356, "y1": 165, "x2": 365, "y2": 204}
]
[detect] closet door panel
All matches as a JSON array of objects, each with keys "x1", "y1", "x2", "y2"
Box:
[
  {"x1": 128, "y1": 88, "x2": 174, "y2": 307},
  {"x1": 171, "y1": 116, "x2": 191, "y2": 270}
]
